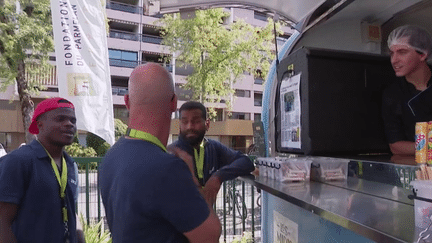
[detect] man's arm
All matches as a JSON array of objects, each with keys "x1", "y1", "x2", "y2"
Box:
[
  {"x1": 184, "y1": 209, "x2": 221, "y2": 243},
  {"x1": 164, "y1": 149, "x2": 221, "y2": 242},
  {"x1": 202, "y1": 176, "x2": 221, "y2": 206},
  {"x1": 0, "y1": 202, "x2": 18, "y2": 243},
  {"x1": 211, "y1": 142, "x2": 255, "y2": 182},
  {"x1": 389, "y1": 141, "x2": 415, "y2": 155},
  {"x1": 202, "y1": 142, "x2": 255, "y2": 204}
]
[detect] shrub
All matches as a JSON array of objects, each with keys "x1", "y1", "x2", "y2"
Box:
[
  {"x1": 86, "y1": 133, "x2": 110, "y2": 157},
  {"x1": 79, "y1": 214, "x2": 112, "y2": 243},
  {"x1": 65, "y1": 142, "x2": 97, "y2": 158}
]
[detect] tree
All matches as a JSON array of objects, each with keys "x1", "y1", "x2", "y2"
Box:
[
  {"x1": 85, "y1": 118, "x2": 127, "y2": 156},
  {"x1": 158, "y1": 8, "x2": 282, "y2": 117},
  {"x1": 0, "y1": 0, "x2": 54, "y2": 143},
  {"x1": 114, "y1": 118, "x2": 127, "y2": 140}
]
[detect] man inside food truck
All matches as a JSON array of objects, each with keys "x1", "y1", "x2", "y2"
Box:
[{"x1": 382, "y1": 25, "x2": 432, "y2": 155}]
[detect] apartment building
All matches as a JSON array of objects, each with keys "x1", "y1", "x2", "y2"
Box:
[{"x1": 0, "y1": 0, "x2": 293, "y2": 152}]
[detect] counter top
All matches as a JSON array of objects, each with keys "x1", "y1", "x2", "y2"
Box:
[{"x1": 242, "y1": 175, "x2": 422, "y2": 243}]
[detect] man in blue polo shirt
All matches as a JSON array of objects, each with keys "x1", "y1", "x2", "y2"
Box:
[
  {"x1": 168, "y1": 101, "x2": 255, "y2": 205},
  {"x1": 100, "y1": 63, "x2": 221, "y2": 242},
  {"x1": 0, "y1": 97, "x2": 84, "y2": 242}
]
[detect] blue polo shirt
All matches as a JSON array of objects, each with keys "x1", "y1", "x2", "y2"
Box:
[
  {"x1": 171, "y1": 137, "x2": 255, "y2": 186},
  {"x1": 100, "y1": 137, "x2": 210, "y2": 243},
  {"x1": 0, "y1": 140, "x2": 78, "y2": 243}
]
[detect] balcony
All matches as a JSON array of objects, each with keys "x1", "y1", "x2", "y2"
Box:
[
  {"x1": 106, "y1": 1, "x2": 141, "y2": 14},
  {"x1": 109, "y1": 58, "x2": 173, "y2": 72},
  {"x1": 141, "y1": 34, "x2": 163, "y2": 44},
  {"x1": 254, "y1": 11, "x2": 268, "y2": 22},
  {"x1": 171, "y1": 119, "x2": 253, "y2": 136},
  {"x1": 109, "y1": 58, "x2": 139, "y2": 68},
  {"x1": 112, "y1": 87, "x2": 128, "y2": 96},
  {"x1": 109, "y1": 30, "x2": 163, "y2": 45},
  {"x1": 254, "y1": 78, "x2": 264, "y2": 85},
  {"x1": 109, "y1": 30, "x2": 139, "y2": 41}
]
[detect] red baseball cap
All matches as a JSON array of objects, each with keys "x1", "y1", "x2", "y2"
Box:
[{"x1": 29, "y1": 97, "x2": 75, "y2": 134}]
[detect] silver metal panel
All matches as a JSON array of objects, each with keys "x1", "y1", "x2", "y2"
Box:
[
  {"x1": 324, "y1": 177, "x2": 414, "y2": 205},
  {"x1": 155, "y1": 0, "x2": 326, "y2": 23},
  {"x1": 242, "y1": 175, "x2": 419, "y2": 242}
]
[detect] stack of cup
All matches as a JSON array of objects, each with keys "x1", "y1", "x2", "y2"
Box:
[{"x1": 415, "y1": 121, "x2": 432, "y2": 180}]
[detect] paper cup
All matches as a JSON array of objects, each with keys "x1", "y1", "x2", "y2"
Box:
[{"x1": 411, "y1": 180, "x2": 432, "y2": 229}]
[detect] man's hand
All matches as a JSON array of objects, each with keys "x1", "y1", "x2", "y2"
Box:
[
  {"x1": 202, "y1": 176, "x2": 222, "y2": 206},
  {"x1": 167, "y1": 146, "x2": 200, "y2": 187}
]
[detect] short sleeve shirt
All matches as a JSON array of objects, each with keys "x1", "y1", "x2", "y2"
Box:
[
  {"x1": 0, "y1": 140, "x2": 78, "y2": 243},
  {"x1": 99, "y1": 137, "x2": 210, "y2": 243}
]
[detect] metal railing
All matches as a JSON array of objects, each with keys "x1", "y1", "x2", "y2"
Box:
[
  {"x1": 109, "y1": 30, "x2": 163, "y2": 45},
  {"x1": 141, "y1": 33, "x2": 163, "y2": 44},
  {"x1": 109, "y1": 30, "x2": 140, "y2": 41},
  {"x1": 74, "y1": 157, "x2": 261, "y2": 242},
  {"x1": 106, "y1": 1, "x2": 141, "y2": 14},
  {"x1": 109, "y1": 58, "x2": 173, "y2": 72}
]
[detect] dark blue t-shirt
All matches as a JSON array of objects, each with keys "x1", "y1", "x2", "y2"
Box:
[
  {"x1": 99, "y1": 137, "x2": 210, "y2": 243},
  {"x1": 0, "y1": 140, "x2": 78, "y2": 243}
]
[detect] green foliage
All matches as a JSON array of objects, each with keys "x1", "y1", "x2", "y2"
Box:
[
  {"x1": 0, "y1": 0, "x2": 54, "y2": 92},
  {"x1": 157, "y1": 8, "x2": 282, "y2": 117},
  {"x1": 65, "y1": 142, "x2": 97, "y2": 158},
  {"x1": 114, "y1": 118, "x2": 127, "y2": 140},
  {"x1": 79, "y1": 214, "x2": 112, "y2": 243},
  {"x1": 86, "y1": 119, "x2": 126, "y2": 156},
  {"x1": 230, "y1": 232, "x2": 253, "y2": 243},
  {"x1": 86, "y1": 133, "x2": 111, "y2": 157}
]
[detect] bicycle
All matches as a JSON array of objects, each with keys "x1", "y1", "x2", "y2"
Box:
[
  {"x1": 224, "y1": 180, "x2": 248, "y2": 220},
  {"x1": 256, "y1": 193, "x2": 261, "y2": 207}
]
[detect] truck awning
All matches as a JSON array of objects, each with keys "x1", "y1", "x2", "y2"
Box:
[{"x1": 153, "y1": 0, "x2": 327, "y2": 24}]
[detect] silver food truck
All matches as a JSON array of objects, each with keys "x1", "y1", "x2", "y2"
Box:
[{"x1": 154, "y1": 0, "x2": 432, "y2": 242}]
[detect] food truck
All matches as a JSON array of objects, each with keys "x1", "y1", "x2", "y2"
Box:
[{"x1": 154, "y1": 0, "x2": 432, "y2": 241}]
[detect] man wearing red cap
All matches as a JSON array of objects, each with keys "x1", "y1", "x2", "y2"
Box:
[{"x1": 0, "y1": 97, "x2": 85, "y2": 243}]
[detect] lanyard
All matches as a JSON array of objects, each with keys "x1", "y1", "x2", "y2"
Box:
[
  {"x1": 38, "y1": 141, "x2": 68, "y2": 223},
  {"x1": 126, "y1": 128, "x2": 167, "y2": 152},
  {"x1": 193, "y1": 141, "x2": 205, "y2": 179}
]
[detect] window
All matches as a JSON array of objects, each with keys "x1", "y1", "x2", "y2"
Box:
[
  {"x1": 254, "y1": 11, "x2": 268, "y2": 22},
  {"x1": 108, "y1": 49, "x2": 137, "y2": 61},
  {"x1": 254, "y1": 70, "x2": 264, "y2": 85},
  {"x1": 114, "y1": 106, "x2": 129, "y2": 119},
  {"x1": 109, "y1": 49, "x2": 138, "y2": 68},
  {"x1": 230, "y1": 112, "x2": 251, "y2": 120},
  {"x1": 109, "y1": 49, "x2": 122, "y2": 59},
  {"x1": 234, "y1": 89, "x2": 251, "y2": 98},
  {"x1": 122, "y1": 51, "x2": 138, "y2": 61},
  {"x1": 172, "y1": 109, "x2": 180, "y2": 119},
  {"x1": 231, "y1": 136, "x2": 247, "y2": 153},
  {"x1": 254, "y1": 113, "x2": 261, "y2": 121},
  {"x1": 254, "y1": 92, "x2": 263, "y2": 107},
  {"x1": 214, "y1": 108, "x2": 224, "y2": 121},
  {"x1": 175, "y1": 84, "x2": 193, "y2": 101}
]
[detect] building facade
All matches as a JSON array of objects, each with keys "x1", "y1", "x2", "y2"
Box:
[{"x1": 0, "y1": 0, "x2": 293, "y2": 152}]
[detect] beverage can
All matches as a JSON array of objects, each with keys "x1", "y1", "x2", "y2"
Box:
[
  {"x1": 416, "y1": 122, "x2": 428, "y2": 164},
  {"x1": 428, "y1": 121, "x2": 432, "y2": 165}
]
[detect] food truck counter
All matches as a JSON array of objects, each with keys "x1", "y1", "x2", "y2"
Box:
[{"x1": 241, "y1": 158, "x2": 426, "y2": 243}]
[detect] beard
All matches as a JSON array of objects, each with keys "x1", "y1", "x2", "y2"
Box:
[{"x1": 179, "y1": 129, "x2": 206, "y2": 147}]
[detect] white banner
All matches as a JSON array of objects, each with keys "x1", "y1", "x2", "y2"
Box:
[{"x1": 50, "y1": 0, "x2": 115, "y2": 145}]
